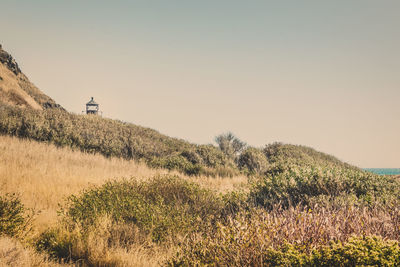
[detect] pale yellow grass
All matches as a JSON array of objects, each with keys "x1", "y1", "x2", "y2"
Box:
[
  {"x1": 0, "y1": 236, "x2": 64, "y2": 267},
  {"x1": 0, "y1": 135, "x2": 247, "y2": 230},
  {"x1": 0, "y1": 135, "x2": 168, "y2": 230},
  {"x1": 0, "y1": 135, "x2": 247, "y2": 266},
  {"x1": 65, "y1": 216, "x2": 174, "y2": 266}
]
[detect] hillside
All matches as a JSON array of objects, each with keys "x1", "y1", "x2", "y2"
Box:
[
  {"x1": 0, "y1": 45, "x2": 238, "y2": 176},
  {"x1": 0, "y1": 44, "x2": 61, "y2": 110},
  {"x1": 0, "y1": 45, "x2": 364, "y2": 178},
  {"x1": 1, "y1": 45, "x2": 400, "y2": 266},
  {"x1": 0, "y1": 104, "x2": 238, "y2": 176}
]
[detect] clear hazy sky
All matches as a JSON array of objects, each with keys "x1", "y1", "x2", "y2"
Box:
[{"x1": 1, "y1": 1, "x2": 399, "y2": 168}]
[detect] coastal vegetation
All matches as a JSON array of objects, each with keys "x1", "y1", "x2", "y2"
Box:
[
  {"x1": 1, "y1": 128, "x2": 399, "y2": 266},
  {"x1": 1, "y1": 41, "x2": 399, "y2": 266}
]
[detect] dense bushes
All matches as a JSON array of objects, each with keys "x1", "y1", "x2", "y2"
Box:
[
  {"x1": 169, "y1": 205, "x2": 400, "y2": 266},
  {"x1": 250, "y1": 163, "x2": 400, "y2": 209},
  {"x1": 263, "y1": 142, "x2": 353, "y2": 170},
  {"x1": 0, "y1": 104, "x2": 237, "y2": 176},
  {"x1": 166, "y1": 142, "x2": 400, "y2": 265},
  {"x1": 238, "y1": 147, "x2": 268, "y2": 174},
  {"x1": 35, "y1": 175, "x2": 233, "y2": 263},
  {"x1": 60, "y1": 176, "x2": 226, "y2": 241},
  {"x1": 0, "y1": 193, "x2": 33, "y2": 238},
  {"x1": 242, "y1": 143, "x2": 400, "y2": 208}
]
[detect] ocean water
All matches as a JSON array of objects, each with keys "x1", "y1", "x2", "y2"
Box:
[{"x1": 364, "y1": 168, "x2": 400, "y2": 175}]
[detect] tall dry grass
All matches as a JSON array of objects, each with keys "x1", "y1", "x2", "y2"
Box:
[
  {"x1": 0, "y1": 135, "x2": 161, "y2": 230},
  {"x1": 0, "y1": 135, "x2": 247, "y2": 266},
  {"x1": 0, "y1": 236, "x2": 65, "y2": 267},
  {"x1": 0, "y1": 135, "x2": 247, "y2": 231}
]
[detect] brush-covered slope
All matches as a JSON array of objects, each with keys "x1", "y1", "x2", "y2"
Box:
[
  {"x1": 0, "y1": 45, "x2": 236, "y2": 176},
  {"x1": 0, "y1": 44, "x2": 61, "y2": 110},
  {"x1": 0, "y1": 105, "x2": 237, "y2": 176},
  {"x1": 245, "y1": 143, "x2": 399, "y2": 208}
]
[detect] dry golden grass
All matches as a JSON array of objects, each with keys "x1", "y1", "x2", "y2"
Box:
[
  {"x1": 53, "y1": 216, "x2": 174, "y2": 266},
  {"x1": 0, "y1": 135, "x2": 247, "y2": 231},
  {"x1": 0, "y1": 64, "x2": 42, "y2": 110},
  {"x1": 0, "y1": 135, "x2": 247, "y2": 266},
  {"x1": 0, "y1": 236, "x2": 65, "y2": 267},
  {"x1": 0, "y1": 135, "x2": 166, "y2": 231}
]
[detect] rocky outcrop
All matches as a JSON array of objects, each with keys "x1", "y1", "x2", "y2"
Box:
[
  {"x1": 0, "y1": 44, "x2": 21, "y2": 75},
  {"x1": 43, "y1": 101, "x2": 64, "y2": 109}
]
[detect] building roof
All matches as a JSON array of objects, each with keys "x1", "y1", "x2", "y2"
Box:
[{"x1": 86, "y1": 97, "x2": 98, "y2": 105}]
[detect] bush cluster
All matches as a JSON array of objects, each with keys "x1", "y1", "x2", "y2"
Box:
[
  {"x1": 62, "y1": 176, "x2": 226, "y2": 241},
  {"x1": 250, "y1": 164, "x2": 400, "y2": 209},
  {"x1": 35, "y1": 175, "x2": 237, "y2": 263},
  {"x1": 235, "y1": 142, "x2": 400, "y2": 208},
  {"x1": 0, "y1": 193, "x2": 33, "y2": 238}
]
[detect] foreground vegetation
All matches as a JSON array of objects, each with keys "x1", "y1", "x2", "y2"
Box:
[
  {"x1": 1, "y1": 104, "x2": 400, "y2": 266},
  {"x1": 0, "y1": 135, "x2": 246, "y2": 266}
]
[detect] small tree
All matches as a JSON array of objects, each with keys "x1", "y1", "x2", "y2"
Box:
[{"x1": 215, "y1": 132, "x2": 246, "y2": 160}]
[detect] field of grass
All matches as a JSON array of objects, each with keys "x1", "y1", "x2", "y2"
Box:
[
  {"x1": 0, "y1": 135, "x2": 248, "y2": 266},
  {"x1": 2, "y1": 133, "x2": 400, "y2": 266},
  {"x1": 0, "y1": 135, "x2": 246, "y2": 229}
]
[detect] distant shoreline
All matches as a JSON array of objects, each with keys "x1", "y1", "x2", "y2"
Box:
[{"x1": 364, "y1": 168, "x2": 400, "y2": 176}]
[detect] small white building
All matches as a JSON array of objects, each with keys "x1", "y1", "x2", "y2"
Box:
[{"x1": 86, "y1": 97, "x2": 99, "y2": 115}]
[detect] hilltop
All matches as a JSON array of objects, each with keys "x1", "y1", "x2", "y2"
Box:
[{"x1": 0, "y1": 44, "x2": 61, "y2": 110}]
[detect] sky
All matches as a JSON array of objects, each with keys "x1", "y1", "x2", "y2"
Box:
[{"x1": 0, "y1": 0, "x2": 399, "y2": 168}]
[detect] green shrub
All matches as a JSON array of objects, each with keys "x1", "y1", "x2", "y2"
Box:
[
  {"x1": 148, "y1": 155, "x2": 203, "y2": 176},
  {"x1": 311, "y1": 236, "x2": 400, "y2": 266},
  {"x1": 263, "y1": 142, "x2": 353, "y2": 170},
  {"x1": 35, "y1": 228, "x2": 76, "y2": 261},
  {"x1": 238, "y1": 147, "x2": 268, "y2": 174},
  {"x1": 0, "y1": 193, "x2": 34, "y2": 238},
  {"x1": 60, "y1": 175, "x2": 225, "y2": 243}
]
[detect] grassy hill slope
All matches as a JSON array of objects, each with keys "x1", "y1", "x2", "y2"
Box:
[{"x1": 0, "y1": 104, "x2": 238, "y2": 176}]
